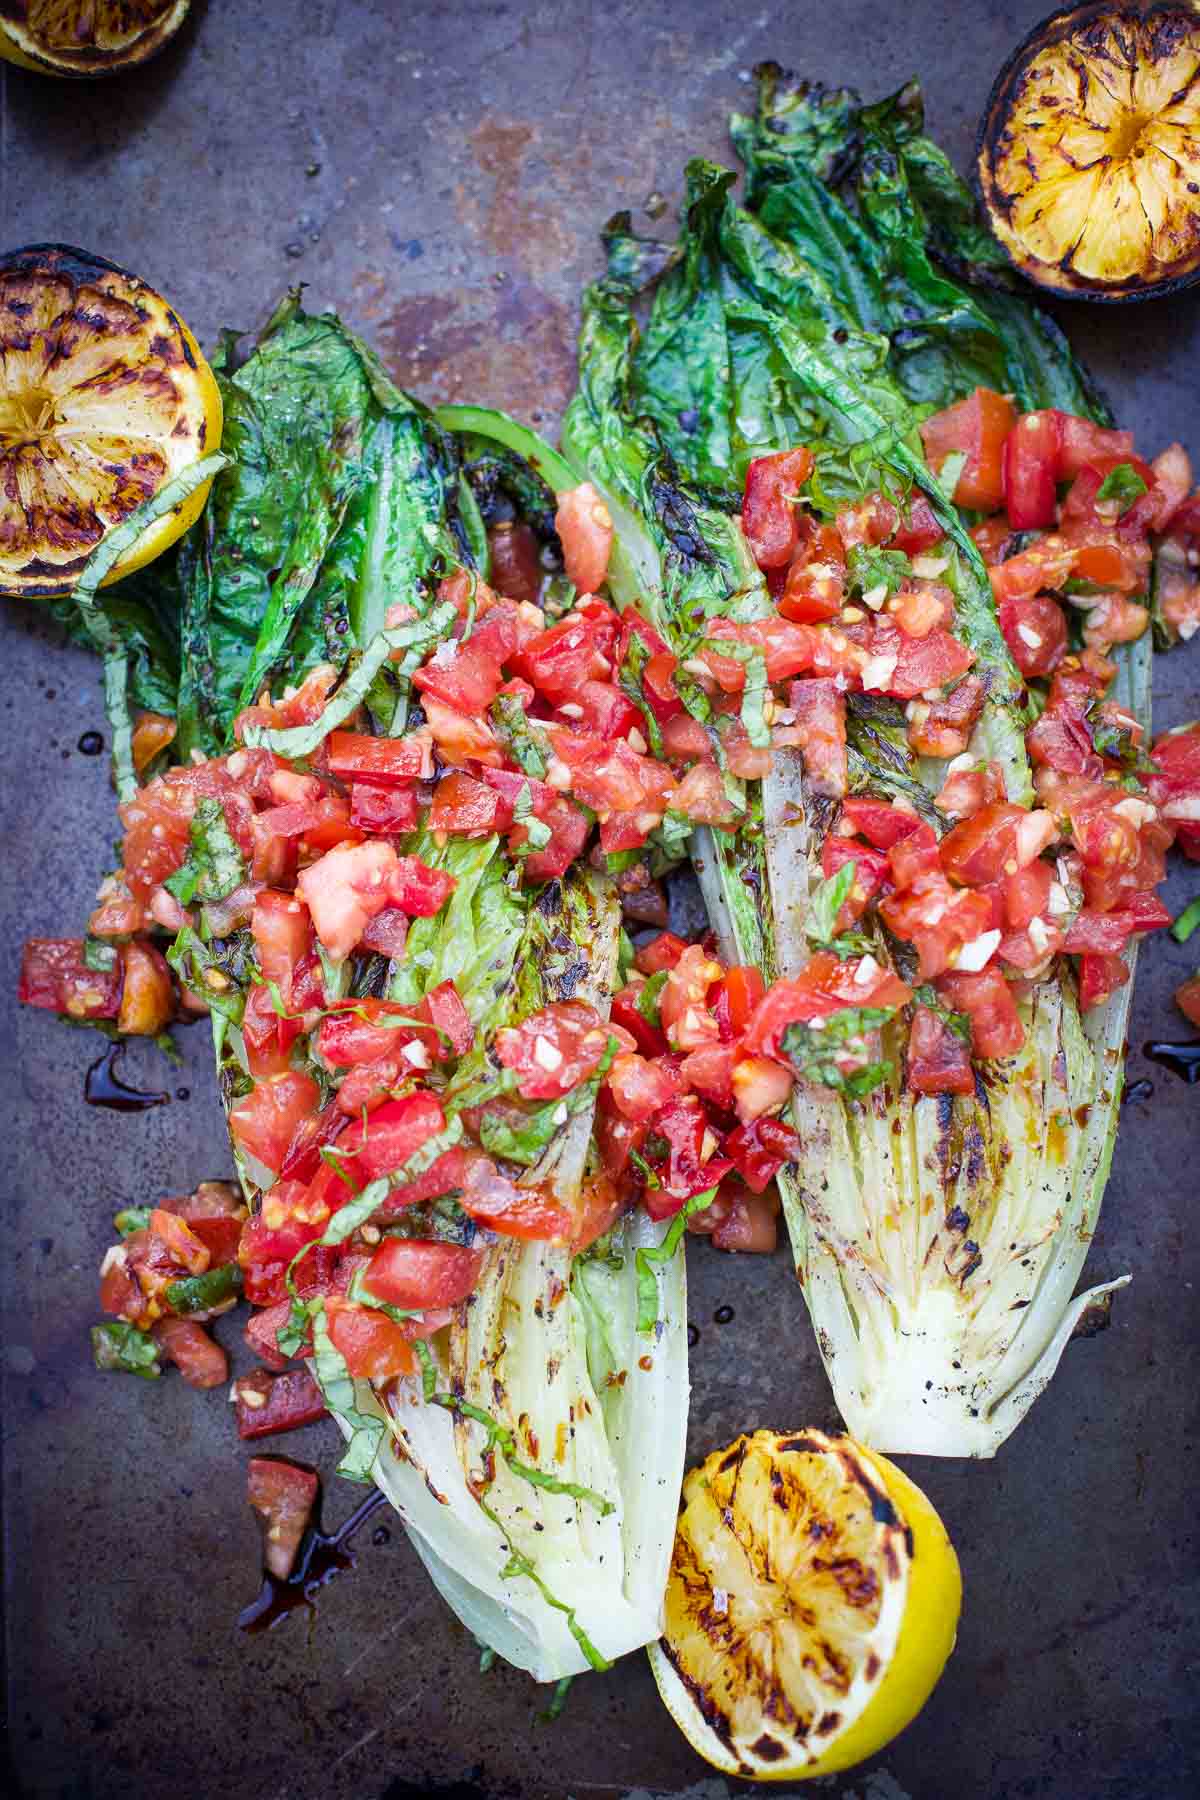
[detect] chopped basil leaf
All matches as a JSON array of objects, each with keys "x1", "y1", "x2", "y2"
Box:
[
  {"x1": 276, "y1": 1296, "x2": 313, "y2": 1358},
  {"x1": 806, "y1": 863, "x2": 856, "y2": 945},
  {"x1": 1171, "y1": 897, "x2": 1200, "y2": 944},
  {"x1": 636, "y1": 969, "x2": 669, "y2": 1027},
  {"x1": 635, "y1": 1187, "x2": 717, "y2": 1332},
  {"x1": 512, "y1": 781, "x2": 552, "y2": 852},
  {"x1": 491, "y1": 692, "x2": 552, "y2": 779},
  {"x1": 846, "y1": 542, "x2": 909, "y2": 600},
  {"x1": 82, "y1": 937, "x2": 118, "y2": 973},
  {"x1": 91, "y1": 1320, "x2": 161, "y2": 1379},
  {"x1": 166, "y1": 797, "x2": 246, "y2": 906},
  {"x1": 164, "y1": 1262, "x2": 243, "y2": 1315},
  {"x1": 617, "y1": 928, "x2": 636, "y2": 984},
  {"x1": 617, "y1": 628, "x2": 665, "y2": 758},
  {"x1": 113, "y1": 1206, "x2": 152, "y2": 1237},
  {"x1": 781, "y1": 1005, "x2": 895, "y2": 1096},
  {"x1": 1095, "y1": 463, "x2": 1148, "y2": 513}
]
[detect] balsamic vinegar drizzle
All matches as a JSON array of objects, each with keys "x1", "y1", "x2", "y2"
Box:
[
  {"x1": 238, "y1": 1487, "x2": 389, "y2": 1634},
  {"x1": 1142, "y1": 1040, "x2": 1200, "y2": 1085},
  {"x1": 84, "y1": 1042, "x2": 169, "y2": 1112}
]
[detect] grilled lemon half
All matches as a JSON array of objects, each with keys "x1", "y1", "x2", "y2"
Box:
[
  {"x1": 0, "y1": 1, "x2": 189, "y2": 76},
  {"x1": 648, "y1": 1429, "x2": 961, "y2": 1781},
  {"x1": 0, "y1": 245, "x2": 221, "y2": 600},
  {"x1": 978, "y1": 1, "x2": 1200, "y2": 299}
]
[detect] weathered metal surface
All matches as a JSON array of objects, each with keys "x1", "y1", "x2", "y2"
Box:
[{"x1": 1, "y1": 3, "x2": 1198, "y2": 1796}]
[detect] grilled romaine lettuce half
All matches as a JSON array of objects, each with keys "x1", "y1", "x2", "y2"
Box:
[
  {"x1": 563, "y1": 69, "x2": 1142, "y2": 1457},
  {"x1": 76, "y1": 306, "x2": 689, "y2": 1675}
]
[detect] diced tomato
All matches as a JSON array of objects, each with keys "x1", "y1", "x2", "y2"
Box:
[
  {"x1": 635, "y1": 931, "x2": 689, "y2": 974},
  {"x1": 730, "y1": 1054, "x2": 794, "y2": 1122},
  {"x1": 920, "y1": 388, "x2": 1017, "y2": 512},
  {"x1": 413, "y1": 607, "x2": 517, "y2": 714},
  {"x1": 888, "y1": 819, "x2": 940, "y2": 890},
  {"x1": 998, "y1": 592, "x2": 1069, "y2": 680},
  {"x1": 1027, "y1": 705, "x2": 1104, "y2": 779},
  {"x1": 511, "y1": 614, "x2": 608, "y2": 704},
  {"x1": 644, "y1": 1096, "x2": 732, "y2": 1211},
  {"x1": 1077, "y1": 951, "x2": 1129, "y2": 1011},
  {"x1": 892, "y1": 495, "x2": 944, "y2": 555},
  {"x1": 322, "y1": 1298, "x2": 414, "y2": 1380},
  {"x1": 939, "y1": 802, "x2": 1028, "y2": 887},
  {"x1": 909, "y1": 674, "x2": 987, "y2": 760},
  {"x1": 251, "y1": 890, "x2": 311, "y2": 1008},
  {"x1": 890, "y1": 627, "x2": 974, "y2": 700},
  {"x1": 247, "y1": 1457, "x2": 319, "y2": 1580},
  {"x1": 230, "y1": 1071, "x2": 322, "y2": 1181},
  {"x1": 1124, "y1": 442, "x2": 1193, "y2": 536},
  {"x1": 18, "y1": 938, "x2": 122, "y2": 1019},
  {"x1": 152, "y1": 1317, "x2": 228, "y2": 1390},
  {"x1": 742, "y1": 952, "x2": 911, "y2": 1061},
  {"x1": 659, "y1": 944, "x2": 724, "y2": 1051},
  {"x1": 318, "y1": 998, "x2": 422, "y2": 1068},
  {"x1": 605, "y1": 1052, "x2": 683, "y2": 1122},
  {"x1": 888, "y1": 580, "x2": 955, "y2": 640},
  {"x1": 986, "y1": 535, "x2": 1076, "y2": 606},
  {"x1": 362, "y1": 1238, "x2": 484, "y2": 1311},
  {"x1": 494, "y1": 999, "x2": 623, "y2": 1099},
  {"x1": 1005, "y1": 860, "x2": 1054, "y2": 930},
  {"x1": 880, "y1": 874, "x2": 996, "y2": 980},
  {"x1": 488, "y1": 520, "x2": 543, "y2": 604},
  {"x1": 341, "y1": 1091, "x2": 447, "y2": 1186},
  {"x1": 1175, "y1": 974, "x2": 1200, "y2": 1029},
  {"x1": 936, "y1": 967, "x2": 1024, "y2": 1057},
  {"x1": 835, "y1": 492, "x2": 899, "y2": 549},
  {"x1": 905, "y1": 1005, "x2": 975, "y2": 1096},
  {"x1": 724, "y1": 1116, "x2": 799, "y2": 1192},
  {"x1": 327, "y1": 731, "x2": 427, "y2": 787},
  {"x1": 841, "y1": 797, "x2": 920, "y2": 850},
  {"x1": 569, "y1": 1173, "x2": 625, "y2": 1253},
  {"x1": 670, "y1": 760, "x2": 734, "y2": 826},
  {"x1": 459, "y1": 1153, "x2": 574, "y2": 1241},
  {"x1": 1056, "y1": 415, "x2": 1135, "y2": 479},
  {"x1": 778, "y1": 519, "x2": 846, "y2": 623},
  {"x1": 349, "y1": 785, "x2": 420, "y2": 836},
  {"x1": 419, "y1": 981, "x2": 475, "y2": 1057},
  {"x1": 720, "y1": 965, "x2": 766, "y2": 1033},
  {"x1": 244, "y1": 1300, "x2": 299, "y2": 1371},
  {"x1": 387, "y1": 855, "x2": 456, "y2": 917},
  {"x1": 277, "y1": 1102, "x2": 348, "y2": 1188},
  {"x1": 296, "y1": 840, "x2": 398, "y2": 961},
  {"x1": 1149, "y1": 721, "x2": 1200, "y2": 853},
  {"x1": 235, "y1": 665, "x2": 338, "y2": 742},
  {"x1": 1002, "y1": 411, "x2": 1062, "y2": 529},
  {"x1": 786, "y1": 678, "x2": 846, "y2": 797},
  {"x1": 570, "y1": 679, "x2": 642, "y2": 740},
  {"x1": 709, "y1": 1184, "x2": 780, "y2": 1254},
  {"x1": 679, "y1": 1042, "x2": 737, "y2": 1106},
  {"x1": 555, "y1": 482, "x2": 613, "y2": 593},
  {"x1": 742, "y1": 447, "x2": 815, "y2": 569},
  {"x1": 295, "y1": 796, "x2": 358, "y2": 853},
  {"x1": 234, "y1": 1366, "x2": 327, "y2": 1440},
  {"x1": 427, "y1": 770, "x2": 505, "y2": 839}
]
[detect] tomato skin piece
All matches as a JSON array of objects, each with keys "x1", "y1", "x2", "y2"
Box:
[
  {"x1": 724, "y1": 1116, "x2": 800, "y2": 1192},
  {"x1": 18, "y1": 938, "x2": 122, "y2": 1018},
  {"x1": 363, "y1": 1239, "x2": 484, "y2": 1311},
  {"x1": 936, "y1": 967, "x2": 1024, "y2": 1058},
  {"x1": 742, "y1": 447, "x2": 815, "y2": 569},
  {"x1": 230, "y1": 1072, "x2": 322, "y2": 1181},
  {"x1": 152, "y1": 1317, "x2": 228, "y2": 1390},
  {"x1": 787, "y1": 678, "x2": 847, "y2": 797},
  {"x1": 998, "y1": 592, "x2": 1069, "y2": 679},
  {"x1": 1076, "y1": 951, "x2": 1129, "y2": 1011},
  {"x1": 1002, "y1": 411, "x2": 1062, "y2": 529},
  {"x1": 247, "y1": 1457, "x2": 319, "y2": 1580},
  {"x1": 234, "y1": 1366, "x2": 328, "y2": 1440},
  {"x1": 920, "y1": 388, "x2": 1016, "y2": 511}
]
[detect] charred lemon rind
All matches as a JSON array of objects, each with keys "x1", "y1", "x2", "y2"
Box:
[
  {"x1": 977, "y1": 0, "x2": 1200, "y2": 302},
  {"x1": 0, "y1": 1, "x2": 190, "y2": 78},
  {"x1": 0, "y1": 243, "x2": 221, "y2": 601},
  {"x1": 649, "y1": 1429, "x2": 961, "y2": 1782}
]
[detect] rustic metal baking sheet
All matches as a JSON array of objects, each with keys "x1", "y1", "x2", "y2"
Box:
[{"x1": 2, "y1": 3, "x2": 1199, "y2": 1795}]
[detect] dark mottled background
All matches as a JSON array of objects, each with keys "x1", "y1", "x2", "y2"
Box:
[{"x1": 2, "y1": 3, "x2": 1198, "y2": 1797}]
